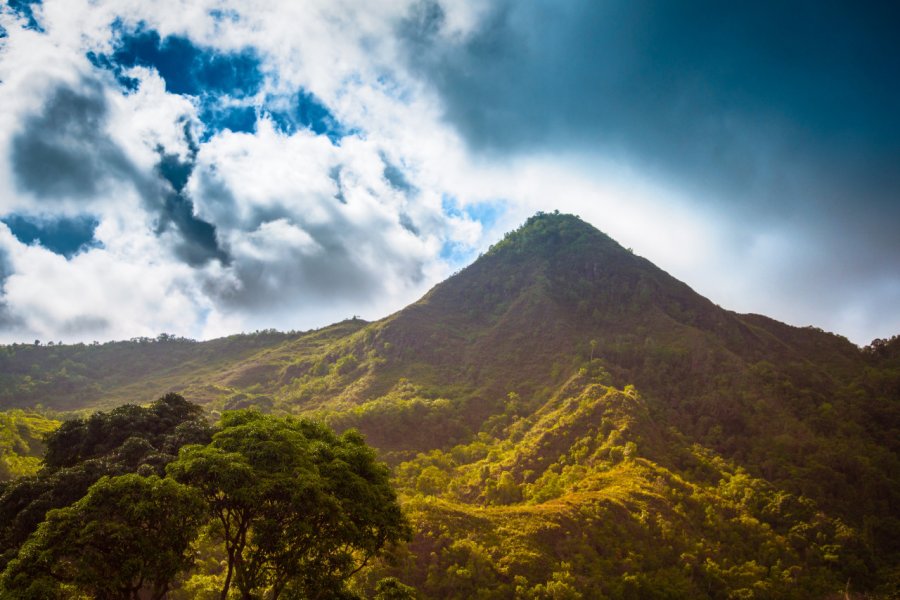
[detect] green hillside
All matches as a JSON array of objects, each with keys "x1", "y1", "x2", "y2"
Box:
[
  {"x1": 0, "y1": 411, "x2": 59, "y2": 481},
  {"x1": 1, "y1": 212, "x2": 897, "y2": 597}
]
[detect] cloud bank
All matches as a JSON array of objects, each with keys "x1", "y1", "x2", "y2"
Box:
[{"x1": 0, "y1": 0, "x2": 897, "y2": 345}]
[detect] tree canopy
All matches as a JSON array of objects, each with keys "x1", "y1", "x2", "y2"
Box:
[
  {"x1": 1, "y1": 474, "x2": 206, "y2": 600},
  {"x1": 168, "y1": 410, "x2": 410, "y2": 599},
  {"x1": 0, "y1": 393, "x2": 212, "y2": 571},
  {"x1": 0, "y1": 400, "x2": 410, "y2": 599}
]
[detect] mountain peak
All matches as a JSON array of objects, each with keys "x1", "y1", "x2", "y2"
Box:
[
  {"x1": 486, "y1": 211, "x2": 623, "y2": 259},
  {"x1": 383, "y1": 210, "x2": 860, "y2": 413},
  {"x1": 424, "y1": 210, "x2": 676, "y2": 320}
]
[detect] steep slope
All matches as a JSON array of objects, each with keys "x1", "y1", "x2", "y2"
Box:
[
  {"x1": 369, "y1": 375, "x2": 873, "y2": 598},
  {"x1": 227, "y1": 214, "x2": 900, "y2": 596}
]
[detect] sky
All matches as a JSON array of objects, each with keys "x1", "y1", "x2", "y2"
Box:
[{"x1": 0, "y1": 1, "x2": 897, "y2": 346}]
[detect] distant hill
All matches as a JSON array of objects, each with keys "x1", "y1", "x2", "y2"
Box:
[{"x1": 1, "y1": 212, "x2": 898, "y2": 597}]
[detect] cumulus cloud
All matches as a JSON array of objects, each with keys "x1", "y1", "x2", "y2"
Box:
[
  {"x1": 0, "y1": 220, "x2": 203, "y2": 341},
  {"x1": 188, "y1": 123, "x2": 437, "y2": 319},
  {"x1": 7, "y1": 75, "x2": 228, "y2": 266},
  {"x1": 0, "y1": 0, "x2": 497, "y2": 343}
]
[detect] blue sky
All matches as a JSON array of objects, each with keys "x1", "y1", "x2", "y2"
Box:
[{"x1": 0, "y1": 0, "x2": 897, "y2": 344}]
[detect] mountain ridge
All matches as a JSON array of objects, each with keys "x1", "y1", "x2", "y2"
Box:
[{"x1": 1, "y1": 211, "x2": 898, "y2": 597}]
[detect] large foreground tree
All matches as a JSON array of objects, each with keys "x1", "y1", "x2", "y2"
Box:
[
  {"x1": 0, "y1": 474, "x2": 206, "y2": 599},
  {"x1": 167, "y1": 410, "x2": 410, "y2": 600},
  {"x1": 0, "y1": 393, "x2": 212, "y2": 569}
]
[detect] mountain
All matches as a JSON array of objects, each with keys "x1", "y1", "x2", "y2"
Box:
[{"x1": 1, "y1": 212, "x2": 898, "y2": 597}]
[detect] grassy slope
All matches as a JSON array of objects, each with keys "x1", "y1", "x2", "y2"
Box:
[
  {"x1": 0, "y1": 411, "x2": 60, "y2": 481},
  {"x1": 0, "y1": 322, "x2": 368, "y2": 412}
]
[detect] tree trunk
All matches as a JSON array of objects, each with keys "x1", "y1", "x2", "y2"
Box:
[{"x1": 221, "y1": 547, "x2": 235, "y2": 600}]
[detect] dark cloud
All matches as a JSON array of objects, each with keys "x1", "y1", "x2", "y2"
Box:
[
  {"x1": 402, "y1": 0, "x2": 900, "y2": 334},
  {"x1": 0, "y1": 247, "x2": 11, "y2": 281},
  {"x1": 1, "y1": 214, "x2": 100, "y2": 258},
  {"x1": 193, "y1": 171, "x2": 427, "y2": 312},
  {"x1": 156, "y1": 148, "x2": 194, "y2": 193},
  {"x1": 11, "y1": 80, "x2": 136, "y2": 199},
  {"x1": 403, "y1": 2, "x2": 900, "y2": 207},
  {"x1": 59, "y1": 315, "x2": 111, "y2": 336},
  {"x1": 381, "y1": 156, "x2": 421, "y2": 235},
  {"x1": 214, "y1": 218, "x2": 388, "y2": 311},
  {"x1": 11, "y1": 80, "x2": 229, "y2": 267},
  {"x1": 158, "y1": 194, "x2": 229, "y2": 266},
  {"x1": 382, "y1": 154, "x2": 416, "y2": 194},
  {"x1": 329, "y1": 166, "x2": 347, "y2": 204},
  {"x1": 221, "y1": 239, "x2": 380, "y2": 311},
  {"x1": 0, "y1": 248, "x2": 22, "y2": 329},
  {"x1": 398, "y1": 213, "x2": 419, "y2": 236},
  {"x1": 153, "y1": 144, "x2": 230, "y2": 267},
  {"x1": 404, "y1": 2, "x2": 900, "y2": 193}
]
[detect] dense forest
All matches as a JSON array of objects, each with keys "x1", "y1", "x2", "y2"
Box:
[{"x1": 1, "y1": 213, "x2": 898, "y2": 598}]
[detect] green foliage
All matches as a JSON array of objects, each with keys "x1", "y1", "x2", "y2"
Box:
[
  {"x1": 167, "y1": 410, "x2": 410, "y2": 599},
  {"x1": 0, "y1": 410, "x2": 59, "y2": 481},
  {"x1": 0, "y1": 393, "x2": 212, "y2": 571},
  {"x1": 374, "y1": 576, "x2": 417, "y2": 600},
  {"x1": 43, "y1": 392, "x2": 206, "y2": 469},
  {"x1": 1, "y1": 212, "x2": 898, "y2": 597},
  {"x1": 1, "y1": 474, "x2": 206, "y2": 600},
  {"x1": 0, "y1": 400, "x2": 410, "y2": 600},
  {"x1": 0, "y1": 324, "x2": 363, "y2": 411},
  {"x1": 324, "y1": 380, "x2": 472, "y2": 460},
  {"x1": 364, "y1": 379, "x2": 878, "y2": 598},
  {"x1": 514, "y1": 565, "x2": 582, "y2": 600}
]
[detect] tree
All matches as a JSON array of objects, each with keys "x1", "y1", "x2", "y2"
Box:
[
  {"x1": 0, "y1": 394, "x2": 211, "y2": 570},
  {"x1": 42, "y1": 392, "x2": 206, "y2": 469},
  {"x1": 168, "y1": 410, "x2": 410, "y2": 600},
  {"x1": 1, "y1": 474, "x2": 206, "y2": 600},
  {"x1": 374, "y1": 577, "x2": 417, "y2": 600},
  {"x1": 165, "y1": 444, "x2": 256, "y2": 600}
]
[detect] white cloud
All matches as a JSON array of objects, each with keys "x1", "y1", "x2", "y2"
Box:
[
  {"x1": 0, "y1": 0, "x2": 487, "y2": 342},
  {"x1": 0, "y1": 223, "x2": 203, "y2": 342},
  {"x1": 108, "y1": 68, "x2": 198, "y2": 168}
]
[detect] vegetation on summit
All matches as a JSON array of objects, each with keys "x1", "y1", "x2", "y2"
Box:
[{"x1": 0, "y1": 212, "x2": 898, "y2": 597}]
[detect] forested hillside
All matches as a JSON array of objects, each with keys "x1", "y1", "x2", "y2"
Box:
[{"x1": 1, "y1": 213, "x2": 897, "y2": 597}]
